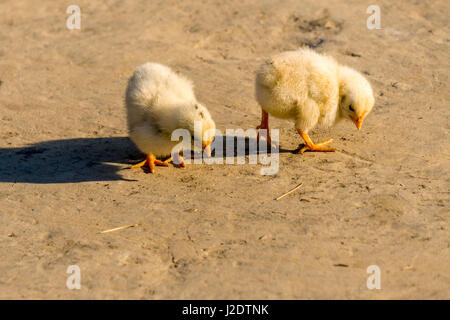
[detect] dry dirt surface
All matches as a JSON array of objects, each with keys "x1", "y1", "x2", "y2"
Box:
[{"x1": 0, "y1": 0, "x2": 449, "y2": 299}]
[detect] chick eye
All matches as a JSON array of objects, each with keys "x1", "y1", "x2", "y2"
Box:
[{"x1": 349, "y1": 105, "x2": 355, "y2": 112}]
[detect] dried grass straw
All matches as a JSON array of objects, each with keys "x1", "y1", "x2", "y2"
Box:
[
  {"x1": 99, "y1": 224, "x2": 139, "y2": 234},
  {"x1": 275, "y1": 183, "x2": 303, "y2": 201}
]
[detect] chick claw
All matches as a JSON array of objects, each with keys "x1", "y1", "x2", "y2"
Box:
[
  {"x1": 297, "y1": 130, "x2": 336, "y2": 153},
  {"x1": 299, "y1": 139, "x2": 336, "y2": 153},
  {"x1": 172, "y1": 154, "x2": 186, "y2": 168},
  {"x1": 131, "y1": 154, "x2": 171, "y2": 173}
]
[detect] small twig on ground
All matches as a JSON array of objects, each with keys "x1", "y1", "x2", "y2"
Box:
[
  {"x1": 275, "y1": 183, "x2": 304, "y2": 201},
  {"x1": 99, "y1": 224, "x2": 139, "y2": 234}
]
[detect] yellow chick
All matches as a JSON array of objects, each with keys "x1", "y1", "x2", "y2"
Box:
[
  {"x1": 255, "y1": 48, "x2": 375, "y2": 152},
  {"x1": 125, "y1": 63, "x2": 215, "y2": 173}
]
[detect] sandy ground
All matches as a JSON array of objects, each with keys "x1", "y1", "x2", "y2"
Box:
[{"x1": 0, "y1": 0, "x2": 449, "y2": 299}]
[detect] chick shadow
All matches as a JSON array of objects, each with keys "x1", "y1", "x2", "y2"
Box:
[
  {"x1": 0, "y1": 137, "x2": 143, "y2": 184},
  {"x1": 0, "y1": 135, "x2": 296, "y2": 184},
  {"x1": 203, "y1": 135, "x2": 292, "y2": 160}
]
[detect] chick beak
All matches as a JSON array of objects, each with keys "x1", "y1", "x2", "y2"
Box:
[
  {"x1": 354, "y1": 111, "x2": 366, "y2": 130},
  {"x1": 202, "y1": 142, "x2": 211, "y2": 157}
]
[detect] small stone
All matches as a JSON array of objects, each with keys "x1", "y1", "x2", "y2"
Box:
[
  {"x1": 38, "y1": 232, "x2": 52, "y2": 241},
  {"x1": 324, "y1": 20, "x2": 336, "y2": 29}
]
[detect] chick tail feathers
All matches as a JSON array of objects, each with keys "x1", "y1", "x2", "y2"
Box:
[{"x1": 255, "y1": 60, "x2": 280, "y2": 90}]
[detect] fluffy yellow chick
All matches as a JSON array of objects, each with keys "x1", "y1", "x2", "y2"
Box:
[
  {"x1": 125, "y1": 62, "x2": 215, "y2": 173},
  {"x1": 255, "y1": 48, "x2": 375, "y2": 152}
]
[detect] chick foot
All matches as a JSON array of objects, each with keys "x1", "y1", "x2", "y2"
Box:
[
  {"x1": 297, "y1": 130, "x2": 336, "y2": 153},
  {"x1": 131, "y1": 154, "x2": 170, "y2": 173}
]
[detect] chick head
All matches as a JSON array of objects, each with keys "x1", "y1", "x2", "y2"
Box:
[
  {"x1": 196, "y1": 103, "x2": 216, "y2": 154},
  {"x1": 175, "y1": 102, "x2": 216, "y2": 155},
  {"x1": 338, "y1": 66, "x2": 375, "y2": 130}
]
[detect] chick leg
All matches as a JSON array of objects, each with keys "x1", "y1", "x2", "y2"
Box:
[
  {"x1": 297, "y1": 129, "x2": 336, "y2": 153},
  {"x1": 256, "y1": 110, "x2": 272, "y2": 146},
  {"x1": 131, "y1": 153, "x2": 170, "y2": 173}
]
